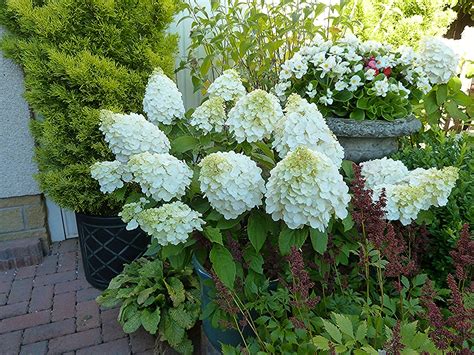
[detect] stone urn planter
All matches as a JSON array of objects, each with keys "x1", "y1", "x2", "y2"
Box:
[{"x1": 326, "y1": 115, "x2": 422, "y2": 163}]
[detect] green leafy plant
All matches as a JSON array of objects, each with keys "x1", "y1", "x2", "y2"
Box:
[
  {"x1": 0, "y1": 0, "x2": 182, "y2": 215},
  {"x1": 392, "y1": 130, "x2": 473, "y2": 283},
  {"x1": 97, "y1": 257, "x2": 200, "y2": 354},
  {"x1": 345, "y1": 0, "x2": 457, "y2": 48},
  {"x1": 180, "y1": 0, "x2": 353, "y2": 92}
]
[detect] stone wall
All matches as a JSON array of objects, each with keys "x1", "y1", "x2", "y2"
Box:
[
  {"x1": 0, "y1": 26, "x2": 49, "y2": 250},
  {"x1": 0, "y1": 195, "x2": 49, "y2": 251}
]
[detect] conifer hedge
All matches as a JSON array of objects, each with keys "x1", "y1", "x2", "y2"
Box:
[{"x1": 0, "y1": 0, "x2": 182, "y2": 215}]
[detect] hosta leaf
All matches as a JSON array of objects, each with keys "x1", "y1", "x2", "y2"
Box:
[{"x1": 141, "y1": 308, "x2": 160, "y2": 334}]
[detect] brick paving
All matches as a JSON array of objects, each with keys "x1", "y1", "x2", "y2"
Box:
[{"x1": 0, "y1": 239, "x2": 155, "y2": 355}]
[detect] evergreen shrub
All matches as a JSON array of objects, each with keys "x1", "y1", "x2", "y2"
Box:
[{"x1": 0, "y1": 0, "x2": 182, "y2": 215}]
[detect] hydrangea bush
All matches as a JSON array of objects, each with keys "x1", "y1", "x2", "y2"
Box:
[{"x1": 276, "y1": 34, "x2": 459, "y2": 121}]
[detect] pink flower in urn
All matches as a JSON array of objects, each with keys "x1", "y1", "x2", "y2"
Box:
[{"x1": 367, "y1": 56, "x2": 378, "y2": 69}]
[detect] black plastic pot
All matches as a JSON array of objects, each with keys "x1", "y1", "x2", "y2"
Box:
[{"x1": 76, "y1": 213, "x2": 149, "y2": 290}]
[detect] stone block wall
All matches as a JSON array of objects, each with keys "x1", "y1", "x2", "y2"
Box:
[{"x1": 0, "y1": 195, "x2": 49, "y2": 252}]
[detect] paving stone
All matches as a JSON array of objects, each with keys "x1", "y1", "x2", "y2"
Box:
[
  {"x1": 0, "y1": 301, "x2": 28, "y2": 320},
  {"x1": 34, "y1": 270, "x2": 76, "y2": 286},
  {"x1": 20, "y1": 340, "x2": 48, "y2": 355},
  {"x1": 57, "y1": 252, "x2": 77, "y2": 272},
  {"x1": 130, "y1": 327, "x2": 156, "y2": 353},
  {"x1": 77, "y1": 287, "x2": 102, "y2": 303},
  {"x1": 23, "y1": 318, "x2": 75, "y2": 344},
  {"x1": 0, "y1": 330, "x2": 22, "y2": 354},
  {"x1": 77, "y1": 300, "x2": 100, "y2": 331},
  {"x1": 36, "y1": 255, "x2": 58, "y2": 276},
  {"x1": 76, "y1": 337, "x2": 131, "y2": 355},
  {"x1": 0, "y1": 269, "x2": 16, "y2": 283},
  {"x1": 52, "y1": 291, "x2": 76, "y2": 321},
  {"x1": 16, "y1": 265, "x2": 37, "y2": 280},
  {"x1": 58, "y1": 240, "x2": 78, "y2": 254},
  {"x1": 8, "y1": 277, "x2": 33, "y2": 304},
  {"x1": 0, "y1": 293, "x2": 6, "y2": 306},
  {"x1": 29, "y1": 284, "x2": 54, "y2": 312},
  {"x1": 0, "y1": 281, "x2": 11, "y2": 293},
  {"x1": 0, "y1": 309, "x2": 50, "y2": 333},
  {"x1": 54, "y1": 278, "x2": 89, "y2": 294},
  {"x1": 48, "y1": 328, "x2": 102, "y2": 354},
  {"x1": 101, "y1": 307, "x2": 125, "y2": 342}
]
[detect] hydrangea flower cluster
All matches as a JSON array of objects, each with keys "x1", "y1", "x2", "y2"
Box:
[
  {"x1": 189, "y1": 96, "x2": 226, "y2": 133},
  {"x1": 276, "y1": 34, "x2": 458, "y2": 121},
  {"x1": 90, "y1": 160, "x2": 127, "y2": 193},
  {"x1": 361, "y1": 158, "x2": 459, "y2": 225},
  {"x1": 272, "y1": 94, "x2": 344, "y2": 166},
  {"x1": 134, "y1": 202, "x2": 205, "y2": 246},
  {"x1": 227, "y1": 89, "x2": 283, "y2": 142},
  {"x1": 143, "y1": 68, "x2": 185, "y2": 125},
  {"x1": 127, "y1": 152, "x2": 192, "y2": 202},
  {"x1": 207, "y1": 69, "x2": 246, "y2": 102},
  {"x1": 99, "y1": 110, "x2": 170, "y2": 162},
  {"x1": 361, "y1": 157, "x2": 409, "y2": 191},
  {"x1": 418, "y1": 37, "x2": 459, "y2": 85},
  {"x1": 265, "y1": 147, "x2": 350, "y2": 231},
  {"x1": 119, "y1": 198, "x2": 149, "y2": 230},
  {"x1": 199, "y1": 151, "x2": 266, "y2": 219}
]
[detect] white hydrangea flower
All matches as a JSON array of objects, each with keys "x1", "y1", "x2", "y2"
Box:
[
  {"x1": 99, "y1": 110, "x2": 170, "y2": 162},
  {"x1": 199, "y1": 151, "x2": 266, "y2": 219},
  {"x1": 273, "y1": 94, "x2": 344, "y2": 166},
  {"x1": 360, "y1": 158, "x2": 409, "y2": 191},
  {"x1": 127, "y1": 152, "x2": 192, "y2": 202},
  {"x1": 143, "y1": 68, "x2": 185, "y2": 125},
  {"x1": 226, "y1": 89, "x2": 283, "y2": 143},
  {"x1": 135, "y1": 202, "x2": 205, "y2": 246},
  {"x1": 208, "y1": 69, "x2": 247, "y2": 102},
  {"x1": 189, "y1": 96, "x2": 226, "y2": 134},
  {"x1": 418, "y1": 37, "x2": 459, "y2": 85},
  {"x1": 405, "y1": 166, "x2": 459, "y2": 208},
  {"x1": 274, "y1": 81, "x2": 291, "y2": 99},
  {"x1": 90, "y1": 160, "x2": 126, "y2": 193},
  {"x1": 119, "y1": 198, "x2": 149, "y2": 230},
  {"x1": 384, "y1": 184, "x2": 430, "y2": 225},
  {"x1": 265, "y1": 147, "x2": 350, "y2": 231}
]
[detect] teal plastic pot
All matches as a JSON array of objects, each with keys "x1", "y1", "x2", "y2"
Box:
[{"x1": 193, "y1": 256, "x2": 244, "y2": 352}]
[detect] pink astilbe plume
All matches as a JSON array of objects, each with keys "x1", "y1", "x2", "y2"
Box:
[
  {"x1": 384, "y1": 320, "x2": 404, "y2": 355},
  {"x1": 446, "y1": 274, "x2": 473, "y2": 349},
  {"x1": 449, "y1": 223, "x2": 473, "y2": 282}
]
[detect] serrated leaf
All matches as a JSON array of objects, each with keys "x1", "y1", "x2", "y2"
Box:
[
  {"x1": 137, "y1": 287, "x2": 155, "y2": 305},
  {"x1": 203, "y1": 226, "x2": 223, "y2": 245},
  {"x1": 141, "y1": 308, "x2": 160, "y2": 334},
  {"x1": 323, "y1": 319, "x2": 342, "y2": 343},
  {"x1": 309, "y1": 228, "x2": 328, "y2": 254},
  {"x1": 247, "y1": 210, "x2": 267, "y2": 252},
  {"x1": 122, "y1": 311, "x2": 141, "y2": 333},
  {"x1": 165, "y1": 277, "x2": 186, "y2": 307},
  {"x1": 171, "y1": 135, "x2": 199, "y2": 154},
  {"x1": 209, "y1": 244, "x2": 236, "y2": 289},
  {"x1": 435, "y1": 84, "x2": 447, "y2": 105},
  {"x1": 342, "y1": 215, "x2": 354, "y2": 231},
  {"x1": 312, "y1": 335, "x2": 330, "y2": 350},
  {"x1": 334, "y1": 313, "x2": 354, "y2": 339},
  {"x1": 169, "y1": 304, "x2": 195, "y2": 329},
  {"x1": 356, "y1": 321, "x2": 367, "y2": 342},
  {"x1": 161, "y1": 313, "x2": 186, "y2": 347}
]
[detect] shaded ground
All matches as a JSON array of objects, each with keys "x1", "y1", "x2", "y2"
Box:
[{"x1": 0, "y1": 238, "x2": 155, "y2": 355}]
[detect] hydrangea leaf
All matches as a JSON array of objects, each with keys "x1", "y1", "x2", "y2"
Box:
[{"x1": 210, "y1": 244, "x2": 236, "y2": 289}]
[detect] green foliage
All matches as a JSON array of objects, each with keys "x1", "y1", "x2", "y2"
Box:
[
  {"x1": 97, "y1": 258, "x2": 200, "y2": 354},
  {"x1": 180, "y1": 0, "x2": 353, "y2": 92},
  {"x1": 345, "y1": 0, "x2": 457, "y2": 49},
  {"x1": 0, "y1": 0, "x2": 182, "y2": 215},
  {"x1": 419, "y1": 77, "x2": 474, "y2": 131},
  {"x1": 392, "y1": 131, "x2": 473, "y2": 283}
]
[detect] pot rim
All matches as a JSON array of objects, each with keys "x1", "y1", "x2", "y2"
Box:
[{"x1": 326, "y1": 114, "x2": 421, "y2": 138}]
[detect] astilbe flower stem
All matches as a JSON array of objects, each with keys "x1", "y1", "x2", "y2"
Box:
[
  {"x1": 449, "y1": 223, "x2": 473, "y2": 285},
  {"x1": 446, "y1": 274, "x2": 473, "y2": 349},
  {"x1": 210, "y1": 271, "x2": 240, "y2": 328},
  {"x1": 384, "y1": 320, "x2": 404, "y2": 355}
]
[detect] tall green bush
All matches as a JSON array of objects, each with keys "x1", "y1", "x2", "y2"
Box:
[
  {"x1": 345, "y1": 0, "x2": 457, "y2": 48},
  {"x1": 0, "y1": 0, "x2": 182, "y2": 215}
]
